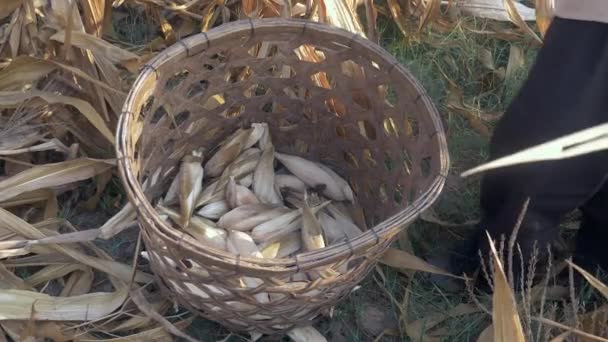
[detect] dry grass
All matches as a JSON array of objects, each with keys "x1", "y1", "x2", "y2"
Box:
[{"x1": 1, "y1": 0, "x2": 606, "y2": 341}]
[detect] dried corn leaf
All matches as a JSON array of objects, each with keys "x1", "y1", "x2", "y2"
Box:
[
  {"x1": 50, "y1": 30, "x2": 139, "y2": 68},
  {"x1": 0, "y1": 158, "x2": 113, "y2": 202},
  {"x1": 0, "y1": 56, "x2": 56, "y2": 90},
  {"x1": 487, "y1": 232, "x2": 525, "y2": 342},
  {"x1": 130, "y1": 289, "x2": 198, "y2": 342},
  {"x1": 503, "y1": 0, "x2": 542, "y2": 43},
  {"x1": 323, "y1": 0, "x2": 365, "y2": 35},
  {"x1": 455, "y1": 0, "x2": 536, "y2": 21},
  {"x1": 48, "y1": 58, "x2": 126, "y2": 94},
  {"x1": 99, "y1": 202, "x2": 137, "y2": 239},
  {"x1": 60, "y1": 267, "x2": 94, "y2": 296},
  {"x1": 0, "y1": 91, "x2": 115, "y2": 143},
  {"x1": 419, "y1": 0, "x2": 441, "y2": 31},
  {"x1": 406, "y1": 303, "x2": 481, "y2": 341},
  {"x1": 568, "y1": 260, "x2": 608, "y2": 299},
  {"x1": 380, "y1": 248, "x2": 459, "y2": 278},
  {"x1": 110, "y1": 300, "x2": 171, "y2": 333},
  {"x1": 0, "y1": 287, "x2": 127, "y2": 320},
  {"x1": 0, "y1": 139, "x2": 70, "y2": 156},
  {"x1": 0, "y1": 208, "x2": 153, "y2": 283},
  {"x1": 0, "y1": 189, "x2": 50, "y2": 208},
  {"x1": 0, "y1": 0, "x2": 22, "y2": 20},
  {"x1": 24, "y1": 264, "x2": 85, "y2": 287},
  {"x1": 386, "y1": 0, "x2": 409, "y2": 37},
  {"x1": 536, "y1": 0, "x2": 553, "y2": 38}
]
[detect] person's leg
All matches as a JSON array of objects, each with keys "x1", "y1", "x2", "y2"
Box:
[
  {"x1": 469, "y1": 17, "x2": 608, "y2": 286},
  {"x1": 574, "y1": 178, "x2": 608, "y2": 273}
]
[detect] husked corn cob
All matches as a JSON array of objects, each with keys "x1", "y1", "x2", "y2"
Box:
[
  {"x1": 218, "y1": 204, "x2": 289, "y2": 231},
  {"x1": 301, "y1": 198, "x2": 325, "y2": 251},
  {"x1": 250, "y1": 201, "x2": 330, "y2": 242},
  {"x1": 157, "y1": 205, "x2": 227, "y2": 250},
  {"x1": 226, "y1": 176, "x2": 259, "y2": 208},
  {"x1": 259, "y1": 231, "x2": 301, "y2": 258},
  {"x1": 275, "y1": 153, "x2": 346, "y2": 201},
  {"x1": 275, "y1": 174, "x2": 307, "y2": 193},
  {"x1": 196, "y1": 200, "x2": 229, "y2": 219},
  {"x1": 178, "y1": 150, "x2": 204, "y2": 228},
  {"x1": 253, "y1": 146, "x2": 283, "y2": 205},
  {"x1": 204, "y1": 128, "x2": 253, "y2": 177}
]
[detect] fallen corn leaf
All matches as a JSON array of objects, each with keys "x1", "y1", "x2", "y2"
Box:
[
  {"x1": 0, "y1": 158, "x2": 114, "y2": 202},
  {"x1": 0, "y1": 287, "x2": 127, "y2": 320},
  {"x1": 380, "y1": 247, "x2": 461, "y2": 278},
  {"x1": 50, "y1": 30, "x2": 140, "y2": 70},
  {"x1": 0, "y1": 0, "x2": 22, "y2": 20},
  {"x1": 0, "y1": 208, "x2": 153, "y2": 284},
  {"x1": 0, "y1": 56, "x2": 56, "y2": 90},
  {"x1": 568, "y1": 260, "x2": 608, "y2": 299},
  {"x1": 0, "y1": 91, "x2": 115, "y2": 144}
]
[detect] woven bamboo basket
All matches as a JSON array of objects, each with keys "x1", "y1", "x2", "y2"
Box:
[{"x1": 116, "y1": 18, "x2": 449, "y2": 334}]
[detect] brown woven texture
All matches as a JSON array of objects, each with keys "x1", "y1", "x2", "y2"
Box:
[{"x1": 116, "y1": 18, "x2": 449, "y2": 334}]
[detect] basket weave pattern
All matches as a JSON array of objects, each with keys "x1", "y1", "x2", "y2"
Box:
[{"x1": 117, "y1": 18, "x2": 449, "y2": 333}]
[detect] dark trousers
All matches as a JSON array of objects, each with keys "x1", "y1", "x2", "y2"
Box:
[{"x1": 474, "y1": 17, "x2": 608, "y2": 278}]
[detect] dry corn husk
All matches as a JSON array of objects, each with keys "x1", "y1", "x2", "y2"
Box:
[
  {"x1": 316, "y1": 163, "x2": 354, "y2": 203},
  {"x1": 250, "y1": 201, "x2": 330, "y2": 242},
  {"x1": 158, "y1": 205, "x2": 226, "y2": 250},
  {"x1": 275, "y1": 153, "x2": 346, "y2": 201},
  {"x1": 227, "y1": 231, "x2": 270, "y2": 303},
  {"x1": 253, "y1": 146, "x2": 283, "y2": 205},
  {"x1": 258, "y1": 124, "x2": 273, "y2": 151},
  {"x1": 275, "y1": 174, "x2": 307, "y2": 192},
  {"x1": 226, "y1": 176, "x2": 259, "y2": 208},
  {"x1": 196, "y1": 150, "x2": 261, "y2": 207},
  {"x1": 204, "y1": 128, "x2": 251, "y2": 177},
  {"x1": 260, "y1": 231, "x2": 302, "y2": 258},
  {"x1": 239, "y1": 173, "x2": 253, "y2": 187},
  {"x1": 301, "y1": 199, "x2": 326, "y2": 251},
  {"x1": 196, "y1": 200, "x2": 229, "y2": 219},
  {"x1": 247, "y1": 123, "x2": 268, "y2": 148},
  {"x1": 318, "y1": 211, "x2": 362, "y2": 245},
  {"x1": 178, "y1": 151, "x2": 204, "y2": 228},
  {"x1": 326, "y1": 202, "x2": 354, "y2": 223},
  {"x1": 163, "y1": 171, "x2": 180, "y2": 204},
  {"x1": 219, "y1": 204, "x2": 289, "y2": 231}
]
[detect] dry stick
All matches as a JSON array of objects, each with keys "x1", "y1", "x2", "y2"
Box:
[
  {"x1": 508, "y1": 198, "x2": 531, "y2": 289},
  {"x1": 61, "y1": 0, "x2": 76, "y2": 62}
]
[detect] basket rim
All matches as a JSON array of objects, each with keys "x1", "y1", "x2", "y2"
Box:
[{"x1": 116, "y1": 18, "x2": 450, "y2": 274}]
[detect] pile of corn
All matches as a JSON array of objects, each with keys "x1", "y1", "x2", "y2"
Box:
[{"x1": 142, "y1": 122, "x2": 365, "y2": 305}]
